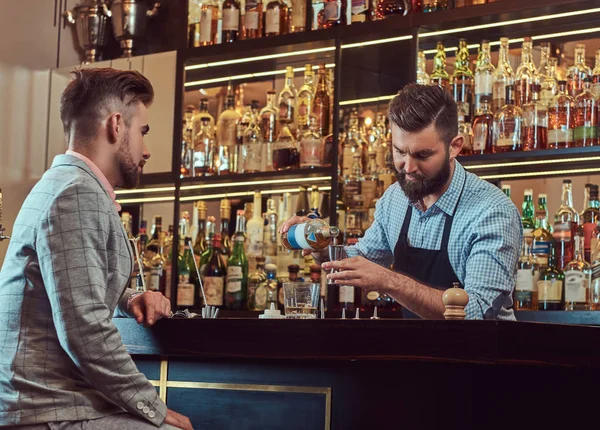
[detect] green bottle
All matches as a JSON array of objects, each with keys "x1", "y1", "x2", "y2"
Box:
[
  {"x1": 537, "y1": 247, "x2": 565, "y2": 311},
  {"x1": 226, "y1": 211, "x2": 248, "y2": 310},
  {"x1": 177, "y1": 238, "x2": 196, "y2": 310},
  {"x1": 522, "y1": 189, "x2": 535, "y2": 240}
]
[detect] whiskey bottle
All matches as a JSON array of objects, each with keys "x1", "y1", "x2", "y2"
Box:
[
  {"x1": 216, "y1": 95, "x2": 241, "y2": 173},
  {"x1": 581, "y1": 184, "x2": 600, "y2": 263},
  {"x1": 296, "y1": 186, "x2": 310, "y2": 216},
  {"x1": 474, "y1": 40, "x2": 495, "y2": 114},
  {"x1": 192, "y1": 98, "x2": 215, "y2": 139},
  {"x1": 226, "y1": 221, "x2": 248, "y2": 310},
  {"x1": 430, "y1": 41, "x2": 450, "y2": 91},
  {"x1": 313, "y1": 65, "x2": 331, "y2": 137},
  {"x1": 540, "y1": 57, "x2": 559, "y2": 107},
  {"x1": 515, "y1": 238, "x2": 539, "y2": 311},
  {"x1": 297, "y1": 65, "x2": 315, "y2": 132},
  {"x1": 564, "y1": 235, "x2": 591, "y2": 311},
  {"x1": 345, "y1": 211, "x2": 364, "y2": 246},
  {"x1": 592, "y1": 47, "x2": 600, "y2": 97},
  {"x1": 547, "y1": 81, "x2": 575, "y2": 149},
  {"x1": 537, "y1": 42, "x2": 552, "y2": 84},
  {"x1": 272, "y1": 123, "x2": 299, "y2": 171},
  {"x1": 492, "y1": 37, "x2": 514, "y2": 114},
  {"x1": 522, "y1": 84, "x2": 548, "y2": 150},
  {"x1": 574, "y1": 78, "x2": 598, "y2": 147},
  {"x1": 278, "y1": 66, "x2": 297, "y2": 129},
  {"x1": 219, "y1": 198, "x2": 232, "y2": 267},
  {"x1": 242, "y1": 0, "x2": 263, "y2": 39},
  {"x1": 264, "y1": 0, "x2": 289, "y2": 37},
  {"x1": 203, "y1": 233, "x2": 226, "y2": 307},
  {"x1": 194, "y1": 118, "x2": 215, "y2": 176},
  {"x1": 567, "y1": 43, "x2": 592, "y2": 98},
  {"x1": 190, "y1": 0, "x2": 218, "y2": 46},
  {"x1": 290, "y1": 0, "x2": 306, "y2": 32},
  {"x1": 281, "y1": 219, "x2": 340, "y2": 251},
  {"x1": 222, "y1": 0, "x2": 241, "y2": 42},
  {"x1": 177, "y1": 238, "x2": 197, "y2": 310},
  {"x1": 242, "y1": 107, "x2": 263, "y2": 173},
  {"x1": 554, "y1": 179, "x2": 579, "y2": 270},
  {"x1": 416, "y1": 51, "x2": 430, "y2": 85},
  {"x1": 537, "y1": 248, "x2": 564, "y2": 311},
  {"x1": 493, "y1": 84, "x2": 522, "y2": 153},
  {"x1": 471, "y1": 97, "x2": 494, "y2": 154},
  {"x1": 247, "y1": 256, "x2": 267, "y2": 311},
  {"x1": 514, "y1": 37, "x2": 537, "y2": 107}
]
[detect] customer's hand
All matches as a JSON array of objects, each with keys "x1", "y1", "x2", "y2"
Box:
[
  {"x1": 278, "y1": 215, "x2": 329, "y2": 263},
  {"x1": 129, "y1": 291, "x2": 171, "y2": 326},
  {"x1": 165, "y1": 408, "x2": 193, "y2": 430}
]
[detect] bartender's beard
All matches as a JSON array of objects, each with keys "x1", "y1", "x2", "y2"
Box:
[
  {"x1": 396, "y1": 154, "x2": 451, "y2": 202},
  {"x1": 117, "y1": 133, "x2": 141, "y2": 189}
]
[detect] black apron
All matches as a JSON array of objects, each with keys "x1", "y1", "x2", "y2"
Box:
[{"x1": 394, "y1": 176, "x2": 467, "y2": 299}]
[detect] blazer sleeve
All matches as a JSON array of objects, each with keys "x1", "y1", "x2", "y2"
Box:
[{"x1": 35, "y1": 182, "x2": 167, "y2": 427}]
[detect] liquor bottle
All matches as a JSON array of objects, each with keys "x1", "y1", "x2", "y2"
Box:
[
  {"x1": 352, "y1": 0, "x2": 372, "y2": 23},
  {"x1": 255, "y1": 263, "x2": 279, "y2": 311},
  {"x1": 492, "y1": 37, "x2": 514, "y2": 114},
  {"x1": 290, "y1": 0, "x2": 306, "y2": 32},
  {"x1": 514, "y1": 37, "x2": 537, "y2": 107},
  {"x1": 567, "y1": 43, "x2": 592, "y2": 98},
  {"x1": 540, "y1": 57, "x2": 559, "y2": 107},
  {"x1": 177, "y1": 238, "x2": 197, "y2": 310},
  {"x1": 279, "y1": 66, "x2": 297, "y2": 128},
  {"x1": 242, "y1": 108, "x2": 263, "y2": 173},
  {"x1": 537, "y1": 42, "x2": 552, "y2": 84},
  {"x1": 281, "y1": 218, "x2": 339, "y2": 251},
  {"x1": 522, "y1": 84, "x2": 548, "y2": 150},
  {"x1": 192, "y1": 98, "x2": 215, "y2": 139},
  {"x1": 537, "y1": 193, "x2": 552, "y2": 233},
  {"x1": 297, "y1": 65, "x2": 315, "y2": 132},
  {"x1": 264, "y1": 199, "x2": 278, "y2": 266},
  {"x1": 574, "y1": 78, "x2": 599, "y2": 147},
  {"x1": 345, "y1": 211, "x2": 364, "y2": 246},
  {"x1": 300, "y1": 116, "x2": 324, "y2": 168},
  {"x1": 195, "y1": 114, "x2": 216, "y2": 176},
  {"x1": 219, "y1": 199, "x2": 232, "y2": 266},
  {"x1": 246, "y1": 191, "x2": 264, "y2": 273},
  {"x1": 502, "y1": 184, "x2": 511, "y2": 200},
  {"x1": 581, "y1": 184, "x2": 600, "y2": 263},
  {"x1": 537, "y1": 248, "x2": 564, "y2": 311},
  {"x1": 522, "y1": 188, "x2": 535, "y2": 242},
  {"x1": 180, "y1": 118, "x2": 193, "y2": 178},
  {"x1": 430, "y1": 41, "x2": 450, "y2": 91},
  {"x1": 457, "y1": 111, "x2": 473, "y2": 155},
  {"x1": 216, "y1": 95, "x2": 240, "y2": 174},
  {"x1": 147, "y1": 216, "x2": 163, "y2": 255},
  {"x1": 423, "y1": 0, "x2": 447, "y2": 12},
  {"x1": 451, "y1": 39, "x2": 473, "y2": 114},
  {"x1": 193, "y1": 201, "x2": 208, "y2": 262},
  {"x1": 319, "y1": 0, "x2": 347, "y2": 28},
  {"x1": 344, "y1": 152, "x2": 365, "y2": 210},
  {"x1": 203, "y1": 233, "x2": 226, "y2": 307},
  {"x1": 532, "y1": 209, "x2": 553, "y2": 268},
  {"x1": 247, "y1": 257, "x2": 267, "y2": 310},
  {"x1": 296, "y1": 186, "x2": 310, "y2": 216},
  {"x1": 273, "y1": 123, "x2": 299, "y2": 170},
  {"x1": 474, "y1": 40, "x2": 495, "y2": 114},
  {"x1": 564, "y1": 236, "x2": 591, "y2": 311},
  {"x1": 309, "y1": 185, "x2": 321, "y2": 218},
  {"x1": 362, "y1": 149, "x2": 379, "y2": 210},
  {"x1": 191, "y1": 0, "x2": 219, "y2": 46},
  {"x1": 264, "y1": 0, "x2": 289, "y2": 37},
  {"x1": 547, "y1": 81, "x2": 575, "y2": 149},
  {"x1": 592, "y1": 48, "x2": 600, "y2": 97},
  {"x1": 471, "y1": 97, "x2": 494, "y2": 154},
  {"x1": 313, "y1": 64, "x2": 331, "y2": 137},
  {"x1": 554, "y1": 179, "x2": 579, "y2": 270},
  {"x1": 493, "y1": 85, "x2": 522, "y2": 153},
  {"x1": 515, "y1": 238, "x2": 539, "y2": 311},
  {"x1": 222, "y1": 0, "x2": 241, "y2": 42},
  {"x1": 226, "y1": 218, "x2": 248, "y2": 310},
  {"x1": 591, "y1": 242, "x2": 600, "y2": 310},
  {"x1": 416, "y1": 51, "x2": 430, "y2": 85},
  {"x1": 242, "y1": 0, "x2": 263, "y2": 39}
]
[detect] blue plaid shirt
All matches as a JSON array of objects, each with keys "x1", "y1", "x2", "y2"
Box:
[{"x1": 347, "y1": 161, "x2": 522, "y2": 320}]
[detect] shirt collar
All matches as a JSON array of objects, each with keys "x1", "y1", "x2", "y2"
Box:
[
  {"x1": 65, "y1": 150, "x2": 122, "y2": 212},
  {"x1": 431, "y1": 160, "x2": 466, "y2": 216}
]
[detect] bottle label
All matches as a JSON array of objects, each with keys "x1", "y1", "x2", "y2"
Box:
[
  {"x1": 199, "y1": 9, "x2": 213, "y2": 42},
  {"x1": 255, "y1": 285, "x2": 267, "y2": 308},
  {"x1": 496, "y1": 137, "x2": 515, "y2": 147},
  {"x1": 150, "y1": 267, "x2": 163, "y2": 291},
  {"x1": 222, "y1": 8, "x2": 240, "y2": 31},
  {"x1": 583, "y1": 222, "x2": 596, "y2": 256},
  {"x1": 537, "y1": 279, "x2": 562, "y2": 301},
  {"x1": 265, "y1": 8, "x2": 280, "y2": 34},
  {"x1": 244, "y1": 10, "x2": 259, "y2": 30},
  {"x1": 574, "y1": 126, "x2": 598, "y2": 142},
  {"x1": 592, "y1": 261, "x2": 600, "y2": 282},
  {"x1": 291, "y1": 0, "x2": 306, "y2": 27},
  {"x1": 547, "y1": 128, "x2": 574, "y2": 144},
  {"x1": 565, "y1": 271, "x2": 588, "y2": 302},
  {"x1": 204, "y1": 277, "x2": 224, "y2": 306},
  {"x1": 339, "y1": 285, "x2": 354, "y2": 303},
  {"x1": 516, "y1": 269, "x2": 537, "y2": 292},
  {"x1": 475, "y1": 74, "x2": 493, "y2": 96},
  {"x1": 472, "y1": 122, "x2": 489, "y2": 151},
  {"x1": 279, "y1": 101, "x2": 294, "y2": 123},
  {"x1": 177, "y1": 279, "x2": 195, "y2": 307},
  {"x1": 532, "y1": 240, "x2": 551, "y2": 266},
  {"x1": 286, "y1": 223, "x2": 311, "y2": 250},
  {"x1": 324, "y1": 1, "x2": 341, "y2": 21},
  {"x1": 351, "y1": 0, "x2": 368, "y2": 15},
  {"x1": 226, "y1": 266, "x2": 243, "y2": 293}
]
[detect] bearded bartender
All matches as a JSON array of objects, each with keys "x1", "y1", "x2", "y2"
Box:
[{"x1": 280, "y1": 84, "x2": 523, "y2": 320}]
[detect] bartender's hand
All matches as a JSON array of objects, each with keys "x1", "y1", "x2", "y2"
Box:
[
  {"x1": 323, "y1": 256, "x2": 393, "y2": 291},
  {"x1": 129, "y1": 291, "x2": 171, "y2": 326},
  {"x1": 165, "y1": 408, "x2": 194, "y2": 430},
  {"x1": 279, "y1": 215, "x2": 329, "y2": 263}
]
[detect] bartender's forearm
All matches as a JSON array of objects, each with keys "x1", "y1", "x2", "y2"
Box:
[{"x1": 383, "y1": 272, "x2": 446, "y2": 320}]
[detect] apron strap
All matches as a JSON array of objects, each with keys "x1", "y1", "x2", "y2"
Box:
[
  {"x1": 440, "y1": 174, "x2": 468, "y2": 251},
  {"x1": 399, "y1": 203, "x2": 413, "y2": 241}
]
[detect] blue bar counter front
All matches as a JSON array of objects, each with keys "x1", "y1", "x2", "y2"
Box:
[{"x1": 114, "y1": 317, "x2": 600, "y2": 430}]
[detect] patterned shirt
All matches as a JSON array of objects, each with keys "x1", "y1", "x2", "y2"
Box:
[{"x1": 346, "y1": 161, "x2": 522, "y2": 320}]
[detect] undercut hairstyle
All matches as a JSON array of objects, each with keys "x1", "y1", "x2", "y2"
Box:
[
  {"x1": 60, "y1": 67, "x2": 154, "y2": 142},
  {"x1": 388, "y1": 83, "x2": 458, "y2": 146}
]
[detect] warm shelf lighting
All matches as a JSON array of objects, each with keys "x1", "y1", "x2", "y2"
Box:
[
  {"x1": 185, "y1": 64, "x2": 335, "y2": 87},
  {"x1": 180, "y1": 186, "x2": 332, "y2": 202},
  {"x1": 479, "y1": 167, "x2": 600, "y2": 180},
  {"x1": 185, "y1": 46, "x2": 336, "y2": 71},
  {"x1": 114, "y1": 186, "x2": 176, "y2": 195},
  {"x1": 116, "y1": 196, "x2": 175, "y2": 204},
  {"x1": 339, "y1": 94, "x2": 395, "y2": 106},
  {"x1": 465, "y1": 156, "x2": 600, "y2": 171},
  {"x1": 341, "y1": 35, "x2": 413, "y2": 49},
  {"x1": 419, "y1": 8, "x2": 600, "y2": 38},
  {"x1": 180, "y1": 175, "x2": 332, "y2": 191}
]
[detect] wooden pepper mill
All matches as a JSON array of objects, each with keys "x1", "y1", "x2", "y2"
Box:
[{"x1": 442, "y1": 282, "x2": 469, "y2": 320}]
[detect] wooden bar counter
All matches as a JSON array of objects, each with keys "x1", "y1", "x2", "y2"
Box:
[{"x1": 114, "y1": 318, "x2": 600, "y2": 429}]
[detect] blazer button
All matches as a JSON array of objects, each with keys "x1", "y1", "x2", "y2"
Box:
[
  {"x1": 137, "y1": 402, "x2": 145, "y2": 410},
  {"x1": 148, "y1": 411, "x2": 156, "y2": 418},
  {"x1": 143, "y1": 406, "x2": 150, "y2": 414}
]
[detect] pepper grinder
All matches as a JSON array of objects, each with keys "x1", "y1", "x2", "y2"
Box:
[{"x1": 442, "y1": 282, "x2": 468, "y2": 320}]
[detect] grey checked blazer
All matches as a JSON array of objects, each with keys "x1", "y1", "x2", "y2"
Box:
[{"x1": 0, "y1": 154, "x2": 167, "y2": 427}]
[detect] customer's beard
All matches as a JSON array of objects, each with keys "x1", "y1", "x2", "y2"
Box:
[
  {"x1": 117, "y1": 134, "x2": 141, "y2": 189},
  {"x1": 396, "y1": 156, "x2": 451, "y2": 202}
]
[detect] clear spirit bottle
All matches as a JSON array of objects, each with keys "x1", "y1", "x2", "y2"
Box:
[
  {"x1": 547, "y1": 80, "x2": 575, "y2": 149},
  {"x1": 194, "y1": 119, "x2": 215, "y2": 176},
  {"x1": 452, "y1": 39, "x2": 474, "y2": 118},
  {"x1": 471, "y1": 97, "x2": 494, "y2": 155},
  {"x1": 574, "y1": 78, "x2": 598, "y2": 147},
  {"x1": 564, "y1": 235, "x2": 591, "y2": 311},
  {"x1": 299, "y1": 116, "x2": 324, "y2": 168},
  {"x1": 278, "y1": 66, "x2": 298, "y2": 130},
  {"x1": 522, "y1": 84, "x2": 548, "y2": 150},
  {"x1": 537, "y1": 42, "x2": 552, "y2": 84},
  {"x1": 242, "y1": 111, "x2": 263, "y2": 173},
  {"x1": 514, "y1": 37, "x2": 537, "y2": 107},
  {"x1": 592, "y1": 47, "x2": 600, "y2": 97},
  {"x1": 492, "y1": 37, "x2": 514, "y2": 114},
  {"x1": 567, "y1": 43, "x2": 592, "y2": 98},
  {"x1": 474, "y1": 40, "x2": 495, "y2": 114},
  {"x1": 297, "y1": 64, "x2": 315, "y2": 132},
  {"x1": 216, "y1": 94, "x2": 241, "y2": 173},
  {"x1": 493, "y1": 84, "x2": 522, "y2": 152},
  {"x1": 416, "y1": 51, "x2": 430, "y2": 85},
  {"x1": 554, "y1": 179, "x2": 579, "y2": 270}
]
